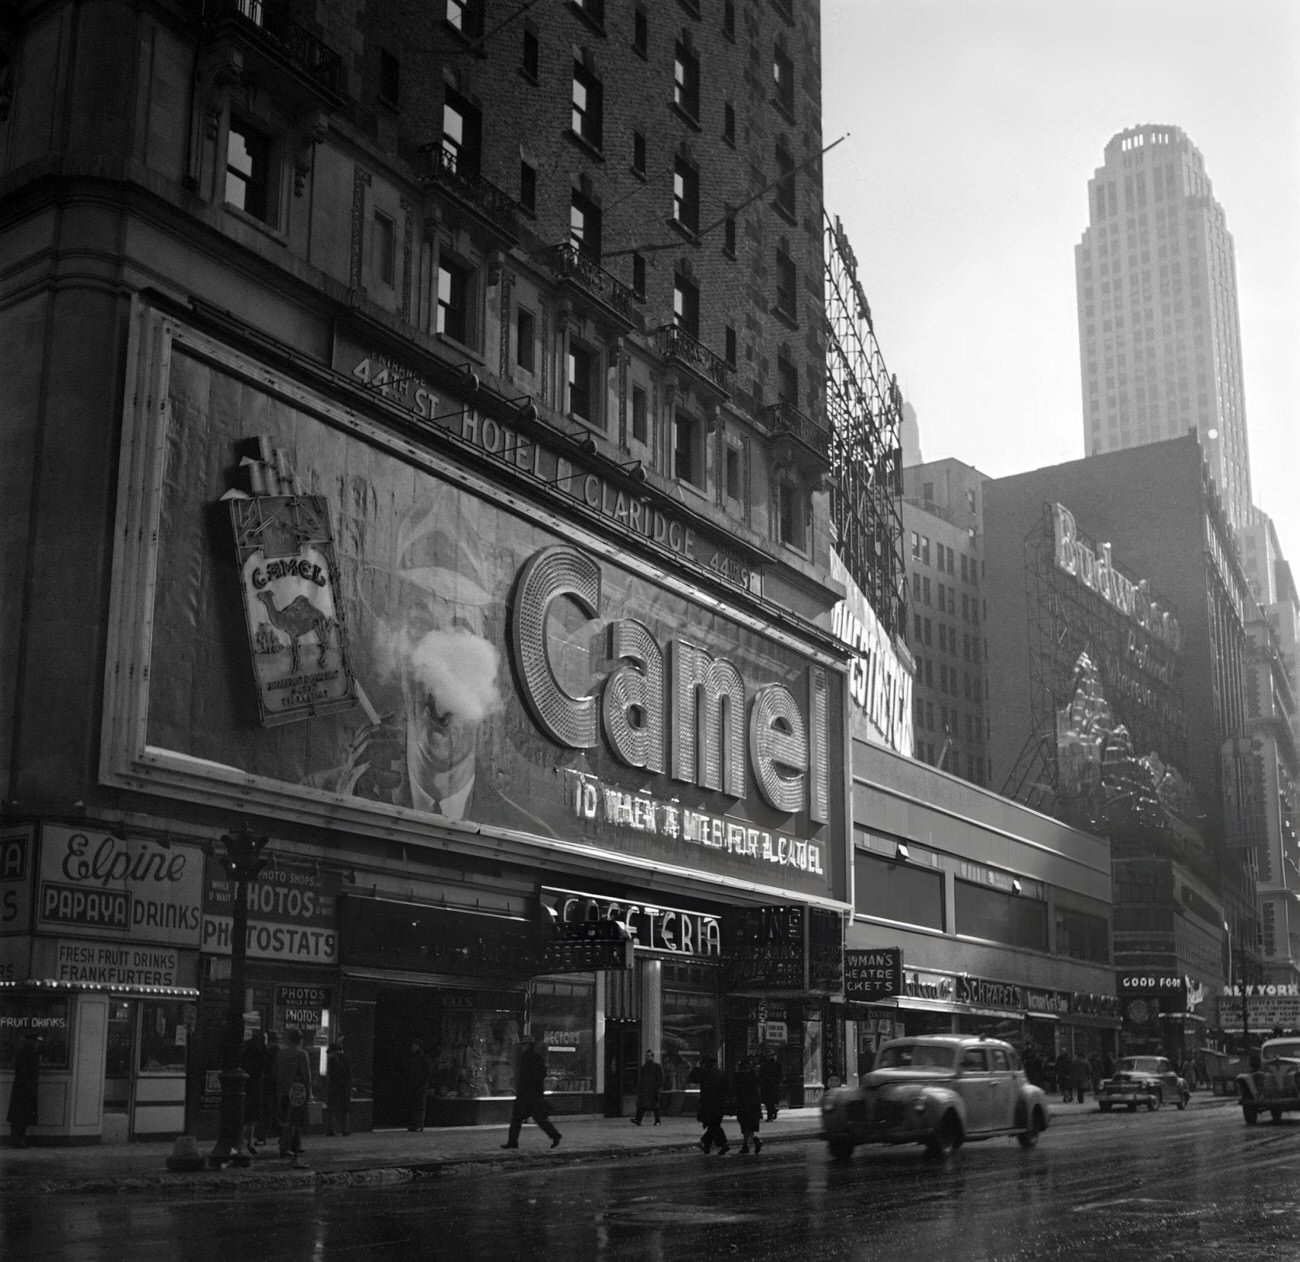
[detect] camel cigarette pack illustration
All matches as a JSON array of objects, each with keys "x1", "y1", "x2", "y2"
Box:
[{"x1": 229, "y1": 494, "x2": 358, "y2": 727}]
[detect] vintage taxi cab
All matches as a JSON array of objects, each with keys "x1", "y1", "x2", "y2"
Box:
[
  {"x1": 820, "y1": 1034, "x2": 1050, "y2": 1160},
  {"x1": 1236, "y1": 1037, "x2": 1300, "y2": 1124}
]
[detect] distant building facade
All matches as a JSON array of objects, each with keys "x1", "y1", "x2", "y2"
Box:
[{"x1": 1075, "y1": 125, "x2": 1253, "y2": 533}]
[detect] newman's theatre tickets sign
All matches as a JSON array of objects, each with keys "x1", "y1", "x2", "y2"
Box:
[{"x1": 106, "y1": 316, "x2": 846, "y2": 903}]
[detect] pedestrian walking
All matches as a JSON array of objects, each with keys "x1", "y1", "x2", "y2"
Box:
[
  {"x1": 1054, "y1": 1050, "x2": 1072, "y2": 1103},
  {"x1": 1071, "y1": 1052, "x2": 1092, "y2": 1104},
  {"x1": 501, "y1": 1034, "x2": 561, "y2": 1149},
  {"x1": 688, "y1": 1054, "x2": 731, "y2": 1155},
  {"x1": 258, "y1": 1030, "x2": 281, "y2": 1144},
  {"x1": 406, "y1": 1037, "x2": 432, "y2": 1132},
  {"x1": 732, "y1": 1056, "x2": 763, "y2": 1154},
  {"x1": 325, "y1": 1041, "x2": 351, "y2": 1137},
  {"x1": 6, "y1": 1032, "x2": 42, "y2": 1147},
  {"x1": 275, "y1": 1028, "x2": 313, "y2": 1166},
  {"x1": 240, "y1": 1029, "x2": 268, "y2": 1156},
  {"x1": 758, "y1": 1048, "x2": 782, "y2": 1122},
  {"x1": 630, "y1": 1050, "x2": 664, "y2": 1126}
]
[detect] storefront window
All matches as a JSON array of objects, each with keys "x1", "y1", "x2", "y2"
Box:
[
  {"x1": 139, "y1": 1000, "x2": 189, "y2": 1074},
  {"x1": 661, "y1": 962, "x2": 720, "y2": 1091},
  {"x1": 430, "y1": 1005, "x2": 520, "y2": 1098},
  {"x1": 530, "y1": 974, "x2": 595, "y2": 1094},
  {"x1": 0, "y1": 995, "x2": 71, "y2": 1069}
]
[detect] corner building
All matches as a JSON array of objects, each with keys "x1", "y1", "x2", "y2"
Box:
[{"x1": 0, "y1": 0, "x2": 849, "y2": 1140}]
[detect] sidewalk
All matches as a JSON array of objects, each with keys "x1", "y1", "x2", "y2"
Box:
[
  {"x1": 0, "y1": 1107, "x2": 825, "y2": 1195},
  {"x1": 0, "y1": 1093, "x2": 1235, "y2": 1197}
]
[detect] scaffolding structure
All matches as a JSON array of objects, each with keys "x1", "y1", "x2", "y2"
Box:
[{"x1": 822, "y1": 213, "x2": 905, "y2": 641}]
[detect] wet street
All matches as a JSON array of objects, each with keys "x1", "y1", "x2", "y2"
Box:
[{"x1": 4, "y1": 1105, "x2": 1300, "y2": 1261}]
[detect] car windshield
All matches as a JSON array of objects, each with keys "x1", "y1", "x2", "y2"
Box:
[
  {"x1": 1119, "y1": 1058, "x2": 1161, "y2": 1074},
  {"x1": 1262, "y1": 1042, "x2": 1300, "y2": 1062},
  {"x1": 876, "y1": 1043, "x2": 957, "y2": 1071}
]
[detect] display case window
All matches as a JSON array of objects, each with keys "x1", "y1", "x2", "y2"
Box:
[
  {"x1": 530, "y1": 973, "x2": 594, "y2": 1094},
  {"x1": 139, "y1": 1000, "x2": 188, "y2": 1074},
  {"x1": 430, "y1": 1001, "x2": 521, "y2": 1099},
  {"x1": 0, "y1": 995, "x2": 71, "y2": 1070},
  {"x1": 661, "y1": 982, "x2": 719, "y2": 1091}
]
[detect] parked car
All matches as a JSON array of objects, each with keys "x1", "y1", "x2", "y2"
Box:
[
  {"x1": 1096, "y1": 1056, "x2": 1190, "y2": 1112},
  {"x1": 820, "y1": 1035, "x2": 1050, "y2": 1160},
  {"x1": 1235, "y1": 1037, "x2": 1300, "y2": 1124}
]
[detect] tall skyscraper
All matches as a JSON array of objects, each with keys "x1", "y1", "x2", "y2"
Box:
[{"x1": 1075, "y1": 125, "x2": 1253, "y2": 532}]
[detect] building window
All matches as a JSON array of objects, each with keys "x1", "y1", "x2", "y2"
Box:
[
  {"x1": 574, "y1": 0, "x2": 605, "y2": 30},
  {"x1": 571, "y1": 190, "x2": 602, "y2": 260},
  {"x1": 436, "y1": 258, "x2": 473, "y2": 344},
  {"x1": 774, "y1": 248, "x2": 797, "y2": 320},
  {"x1": 773, "y1": 44, "x2": 794, "y2": 116},
  {"x1": 724, "y1": 325, "x2": 737, "y2": 368},
  {"x1": 673, "y1": 271, "x2": 700, "y2": 339},
  {"x1": 225, "y1": 116, "x2": 274, "y2": 224},
  {"x1": 776, "y1": 351, "x2": 798, "y2": 402},
  {"x1": 774, "y1": 142, "x2": 796, "y2": 220},
  {"x1": 516, "y1": 306, "x2": 536, "y2": 373},
  {"x1": 723, "y1": 0, "x2": 735, "y2": 40},
  {"x1": 723, "y1": 215, "x2": 736, "y2": 258},
  {"x1": 725, "y1": 444, "x2": 741, "y2": 500},
  {"x1": 674, "y1": 40, "x2": 700, "y2": 122},
  {"x1": 521, "y1": 28, "x2": 540, "y2": 81},
  {"x1": 572, "y1": 62, "x2": 604, "y2": 150},
  {"x1": 674, "y1": 410, "x2": 702, "y2": 486},
  {"x1": 371, "y1": 210, "x2": 395, "y2": 286},
  {"x1": 777, "y1": 478, "x2": 806, "y2": 550},
  {"x1": 631, "y1": 384, "x2": 648, "y2": 443},
  {"x1": 633, "y1": 7, "x2": 648, "y2": 58},
  {"x1": 673, "y1": 157, "x2": 699, "y2": 235},
  {"x1": 631, "y1": 130, "x2": 648, "y2": 178},
  {"x1": 379, "y1": 50, "x2": 401, "y2": 106},
  {"x1": 723, "y1": 102, "x2": 735, "y2": 147},
  {"x1": 519, "y1": 159, "x2": 537, "y2": 214},
  {"x1": 442, "y1": 91, "x2": 481, "y2": 176},
  {"x1": 569, "y1": 342, "x2": 601, "y2": 426},
  {"x1": 446, "y1": 0, "x2": 484, "y2": 39},
  {"x1": 631, "y1": 252, "x2": 646, "y2": 299}
]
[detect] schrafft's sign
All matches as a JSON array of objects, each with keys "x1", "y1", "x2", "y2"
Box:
[
  {"x1": 36, "y1": 826, "x2": 203, "y2": 947},
  {"x1": 229, "y1": 489, "x2": 358, "y2": 726},
  {"x1": 1053, "y1": 503, "x2": 1182, "y2": 651}
]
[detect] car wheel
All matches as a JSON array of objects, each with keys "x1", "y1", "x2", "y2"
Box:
[
  {"x1": 926, "y1": 1113, "x2": 962, "y2": 1159},
  {"x1": 1016, "y1": 1114, "x2": 1040, "y2": 1148},
  {"x1": 828, "y1": 1135, "x2": 854, "y2": 1162},
  {"x1": 1127, "y1": 1102, "x2": 1138, "y2": 1112},
  {"x1": 1242, "y1": 1103, "x2": 1258, "y2": 1125},
  {"x1": 1177, "y1": 1093, "x2": 1188, "y2": 1111},
  {"x1": 1099, "y1": 1101, "x2": 1112, "y2": 1112},
  {"x1": 1148, "y1": 1090, "x2": 1161, "y2": 1112}
]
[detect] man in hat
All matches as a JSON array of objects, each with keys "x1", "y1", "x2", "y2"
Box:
[
  {"x1": 315, "y1": 493, "x2": 551, "y2": 835},
  {"x1": 501, "y1": 1033, "x2": 561, "y2": 1150},
  {"x1": 6, "y1": 1032, "x2": 42, "y2": 1147}
]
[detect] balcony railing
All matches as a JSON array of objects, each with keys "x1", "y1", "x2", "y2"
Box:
[
  {"x1": 419, "y1": 144, "x2": 521, "y2": 241},
  {"x1": 206, "y1": 0, "x2": 344, "y2": 97},
  {"x1": 653, "y1": 323, "x2": 729, "y2": 395},
  {"x1": 548, "y1": 242, "x2": 638, "y2": 329},
  {"x1": 759, "y1": 397, "x2": 831, "y2": 464}
]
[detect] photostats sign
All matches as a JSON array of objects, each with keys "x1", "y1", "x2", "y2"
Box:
[
  {"x1": 36, "y1": 825, "x2": 203, "y2": 947},
  {"x1": 229, "y1": 492, "x2": 358, "y2": 727},
  {"x1": 202, "y1": 851, "x2": 338, "y2": 965},
  {"x1": 844, "y1": 948, "x2": 902, "y2": 1002}
]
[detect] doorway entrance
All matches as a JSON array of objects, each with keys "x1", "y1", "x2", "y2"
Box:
[{"x1": 603, "y1": 1017, "x2": 641, "y2": 1117}]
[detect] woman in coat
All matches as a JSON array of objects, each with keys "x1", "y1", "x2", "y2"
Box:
[
  {"x1": 325, "y1": 1042, "x2": 351, "y2": 1137},
  {"x1": 6, "y1": 1032, "x2": 42, "y2": 1147},
  {"x1": 631, "y1": 1050, "x2": 664, "y2": 1126},
  {"x1": 275, "y1": 1028, "x2": 313, "y2": 1166}
]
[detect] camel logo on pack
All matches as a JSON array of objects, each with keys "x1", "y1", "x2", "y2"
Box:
[{"x1": 229, "y1": 492, "x2": 358, "y2": 726}]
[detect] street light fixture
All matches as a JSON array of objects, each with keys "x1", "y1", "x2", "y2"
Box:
[{"x1": 207, "y1": 822, "x2": 270, "y2": 1169}]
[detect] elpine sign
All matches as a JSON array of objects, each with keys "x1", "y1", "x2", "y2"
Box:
[{"x1": 36, "y1": 826, "x2": 204, "y2": 947}]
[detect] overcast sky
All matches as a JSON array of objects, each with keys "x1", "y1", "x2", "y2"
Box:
[{"x1": 821, "y1": 0, "x2": 1300, "y2": 572}]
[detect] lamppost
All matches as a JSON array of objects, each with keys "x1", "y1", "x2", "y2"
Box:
[{"x1": 208, "y1": 822, "x2": 269, "y2": 1169}]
